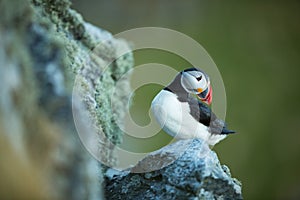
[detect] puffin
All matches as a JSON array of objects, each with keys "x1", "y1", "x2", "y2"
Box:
[{"x1": 151, "y1": 67, "x2": 235, "y2": 146}]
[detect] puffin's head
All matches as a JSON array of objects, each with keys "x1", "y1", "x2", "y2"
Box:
[{"x1": 180, "y1": 68, "x2": 213, "y2": 105}]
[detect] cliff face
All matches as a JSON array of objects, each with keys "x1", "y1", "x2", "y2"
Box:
[{"x1": 0, "y1": 0, "x2": 133, "y2": 199}]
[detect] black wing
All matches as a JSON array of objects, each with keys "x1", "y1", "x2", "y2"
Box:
[{"x1": 183, "y1": 95, "x2": 235, "y2": 135}]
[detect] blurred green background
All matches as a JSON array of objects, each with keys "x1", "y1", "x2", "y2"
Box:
[{"x1": 72, "y1": 1, "x2": 300, "y2": 199}]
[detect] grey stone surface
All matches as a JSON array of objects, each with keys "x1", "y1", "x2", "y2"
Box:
[{"x1": 105, "y1": 139, "x2": 243, "y2": 200}]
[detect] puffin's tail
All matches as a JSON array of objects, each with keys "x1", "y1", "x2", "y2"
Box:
[{"x1": 221, "y1": 128, "x2": 236, "y2": 135}]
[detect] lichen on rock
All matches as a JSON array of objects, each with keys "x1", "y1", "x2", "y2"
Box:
[{"x1": 0, "y1": 0, "x2": 134, "y2": 199}]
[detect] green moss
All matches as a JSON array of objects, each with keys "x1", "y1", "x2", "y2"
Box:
[
  {"x1": 31, "y1": 0, "x2": 96, "y2": 49},
  {"x1": 29, "y1": 0, "x2": 133, "y2": 161},
  {"x1": 95, "y1": 69, "x2": 123, "y2": 144}
]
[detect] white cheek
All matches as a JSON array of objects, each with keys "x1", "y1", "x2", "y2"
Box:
[
  {"x1": 181, "y1": 73, "x2": 199, "y2": 91},
  {"x1": 197, "y1": 79, "x2": 208, "y2": 91}
]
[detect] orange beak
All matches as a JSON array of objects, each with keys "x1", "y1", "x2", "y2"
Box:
[{"x1": 197, "y1": 88, "x2": 203, "y2": 93}]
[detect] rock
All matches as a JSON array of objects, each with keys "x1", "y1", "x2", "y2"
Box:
[
  {"x1": 105, "y1": 139, "x2": 243, "y2": 200},
  {"x1": 0, "y1": 0, "x2": 133, "y2": 199}
]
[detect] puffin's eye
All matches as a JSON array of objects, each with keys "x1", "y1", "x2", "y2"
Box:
[{"x1": 196, "y1": 76, "x2": 202, "y2": 81}]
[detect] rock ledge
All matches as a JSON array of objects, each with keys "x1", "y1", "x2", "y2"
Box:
[{"x1": 105, "y1": 139, "x2": 242, "y2": 200}]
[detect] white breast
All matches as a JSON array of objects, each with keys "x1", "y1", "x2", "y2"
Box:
[{"x1": 151, "y1": 90, "x2": 226, "y2": 146}]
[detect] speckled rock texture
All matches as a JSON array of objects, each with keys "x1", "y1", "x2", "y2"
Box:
[
  {"x1": 0, "y1": 0, "x2": 133, "y2": 199},
  {"x1": 105, "y1": 139, "x2": 243, "y2": 200}
]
